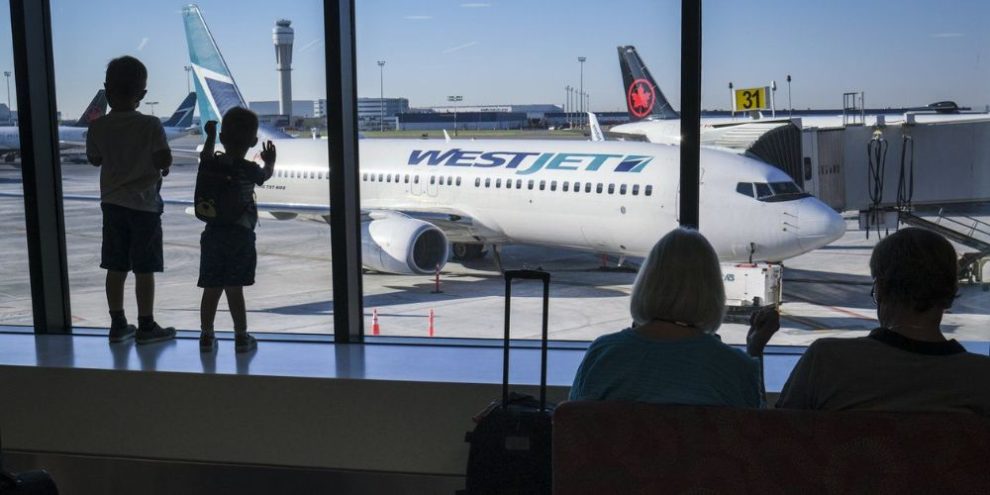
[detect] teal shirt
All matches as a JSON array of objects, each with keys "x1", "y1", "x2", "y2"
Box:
[{"x1": 569, "y1": 328, "x2": 762, "y2": 407}]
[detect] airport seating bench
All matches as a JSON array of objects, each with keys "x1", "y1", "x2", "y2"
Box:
[{"x1": 552, "y1": 401, "x2": 990, "y2": 494}]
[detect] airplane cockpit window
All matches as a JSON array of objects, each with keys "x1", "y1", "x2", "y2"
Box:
[
  {"x1": 736, "y1": 182, "x2": 754, "y2": 197},
  {"x1": 754, "y1": 182, "x2": 772, "y2": 199}
]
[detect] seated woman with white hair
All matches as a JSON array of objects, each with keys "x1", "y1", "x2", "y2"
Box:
[{"x1": 569, "y1": 228, "x2": 779, "y2": 407}]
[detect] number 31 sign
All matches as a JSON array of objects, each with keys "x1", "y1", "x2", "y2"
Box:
[{"x1": 734, "y1": 86, "x2": 769, "y2": 111}]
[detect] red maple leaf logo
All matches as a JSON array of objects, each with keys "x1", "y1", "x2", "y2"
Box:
[{"x1": 627, "y1": 79, "x2": 655, "y2": 118}]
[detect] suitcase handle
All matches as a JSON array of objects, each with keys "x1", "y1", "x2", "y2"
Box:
[{"x1": 503, "y1": 270, "x2": 550, "y2": 412}]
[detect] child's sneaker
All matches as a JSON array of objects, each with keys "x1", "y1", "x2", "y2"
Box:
[
  {"x1": 234, "y1": 333, "x2": 257, "y2": 353},
  {"x1": 200, "y1": 331, "x2": 217, "y2": 353},
  {"x1": 109, "y1": 323, "x2": 136, "y2": 343},
  {"x1": 136, "y1": 322, "x2": 176, "y2": 345}
]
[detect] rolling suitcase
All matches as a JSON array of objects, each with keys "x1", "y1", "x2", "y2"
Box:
[
  {"x1": 1, "y1": 429, "x2": 58, "y2": 495},
  {"x1": 461, "y1": 269, "x2": 555, "y2": 495}
]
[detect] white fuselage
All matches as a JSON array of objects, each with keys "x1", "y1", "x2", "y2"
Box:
[
  {"x1": 249, "y1": 138, "x2": 844, "y2": 262},
  {"x1": 0, "y1": 125, "x2": 187, "y2": 153}
]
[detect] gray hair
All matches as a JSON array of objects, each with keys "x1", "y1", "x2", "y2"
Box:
[{"x1": 629, "y1": 228, "x2": 726, "y2": 333}]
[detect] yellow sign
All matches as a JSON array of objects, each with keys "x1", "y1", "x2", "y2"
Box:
[{"x1": 735, "y1": 87, "x2": 769, "y2": 111}]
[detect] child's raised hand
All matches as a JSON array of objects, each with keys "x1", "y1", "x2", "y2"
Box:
[
  {"x1": 204, "y1": 120, "x2": 218, "y2": 136},
  {"x1": 260, "y1": 140, "x2": 276, "y2": 165}
]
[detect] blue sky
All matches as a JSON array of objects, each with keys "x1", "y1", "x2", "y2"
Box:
[{"x1": 2, "y1": 0, "x2": 989, "y2": 116}]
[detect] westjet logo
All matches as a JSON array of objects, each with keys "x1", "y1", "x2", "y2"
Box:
[{"x1": 408, "y1": 149, "x2": 652, "y2": 175}]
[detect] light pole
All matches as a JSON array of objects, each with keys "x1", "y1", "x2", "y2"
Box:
[
  {"x1": 578, "y1": 56, "x2": 586, "y2": 124},
  {"x1": 729, "y1": 82, "x2": 734, "y2": 117},
  {"x1": 184, "y1": 65, "x2": 192, "y2": 94},
  {"x1": 3, "y1": 71, "x2": 9, "y2": 111},
  {"x1": 146, "y1": 101, "x2": 158, "y2": 116},
  {"x1": 377, "y1": 60, "x2": 385, "y2": 132},
  {"x1": 786, "y1": 74, "x2": 792, "y2": 117},
  {"x1": 565, "y1": 86, "x2": 572, "y2": 128}
]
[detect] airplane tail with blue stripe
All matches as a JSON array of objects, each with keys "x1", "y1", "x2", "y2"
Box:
[
  {"x1": 182, "y1": 4, "x2": 291, "y2": 139},
  {"x1": 162, "y1": 92, "x2": 197, "y2": 128}
]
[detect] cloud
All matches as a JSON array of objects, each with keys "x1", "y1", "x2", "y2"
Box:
[
  {"x1": 300, "y1": 38, "x2": 324, "y2": 52},
  {"x1": 405, "y1": 15, "x2": 433, "y2": 20},
  {"x1": 930, "y1": 32, "x2": 964, "y2": 38},
  {"x1": 136, "y1": 37, "x2": 149, "y2": 51},
  {"x1": 460, "y1": 3, "x2": 491, "y2": 7},
  {"x1": 442, "y1": 41, "x2": 478, "y2": 54}
]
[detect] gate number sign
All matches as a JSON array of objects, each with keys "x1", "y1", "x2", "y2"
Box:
[{"x1": 734, "y1": 87, "x2": 769, "y2": 111}]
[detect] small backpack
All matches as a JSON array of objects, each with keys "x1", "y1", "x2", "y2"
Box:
[{"x1": 194, "y1": 152, "x2": 247, "y2": 225}]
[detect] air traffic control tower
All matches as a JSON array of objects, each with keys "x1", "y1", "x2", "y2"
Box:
[{"x1": 273, "y1": 19, "x2": 294, "y2": 118}]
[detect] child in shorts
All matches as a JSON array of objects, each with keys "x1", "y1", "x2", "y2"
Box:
[
  {"x1": 197, "y1": 107, "x2": 275, "y2": 353},
  {"x1": 86, "y1": 55, "x2": 174, "y2": 344}
]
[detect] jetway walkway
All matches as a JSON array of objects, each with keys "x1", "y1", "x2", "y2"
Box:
[{"x1": 900, "y1": 209, "x2": 990, "y2": 282}]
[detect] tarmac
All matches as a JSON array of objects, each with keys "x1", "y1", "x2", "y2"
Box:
[{"x1": 0, "y1": 134, "x2": 987, "y2": 346}]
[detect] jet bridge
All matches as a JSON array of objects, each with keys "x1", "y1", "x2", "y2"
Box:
[{"x1": 701, "y1": 121, "x2": 804, "y2": 187}]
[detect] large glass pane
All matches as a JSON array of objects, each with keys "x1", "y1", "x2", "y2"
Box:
[
  {"x1": 53, "y1": 1, "x2": 332, "y2": 334},
  {"x1": 357, "y1": 1, "x2": 681, "y2": 339},
  {"x1": 0, "y1": 3, "x2": 30, "y2": 327},
  {"x1": 703, "y1": 0, "x2": 990, "y2": 346}
]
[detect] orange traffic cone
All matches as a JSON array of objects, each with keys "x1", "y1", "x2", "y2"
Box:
[
  {"x1": 427, "y1": 309, "x2": 435, "y2": 337},
  {"x1": 372, "y1": 308, "x2": 380, "y2": 336}
]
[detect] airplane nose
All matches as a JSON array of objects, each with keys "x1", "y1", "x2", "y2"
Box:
[{"x1": 797, "y1": 199, "x2": 845, "y2": 251}]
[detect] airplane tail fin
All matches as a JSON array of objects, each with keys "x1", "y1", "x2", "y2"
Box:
[
  {"x1": 162, "y1": 92, "x2": 197, "y2": 128},
  {"x1": 72, "y1": 89, "x2": 107, "y2": 127},
  {"x1": 182, "y1": 4, "x2": 290, "y2": 139},
  {"x1": 588, "y1": 112, "x2": 605, "y2": 142},
  {"x1": 617, "y1": 45, "x2": 678, "y2": 121}
]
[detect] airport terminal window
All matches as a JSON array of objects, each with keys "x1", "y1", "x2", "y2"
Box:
[
  {"x1": 51, "y1": 0, "x2": 333, "y2": 335},
  {"x1": 0, "y1": 6, "x2": 30, "y2": 327}
]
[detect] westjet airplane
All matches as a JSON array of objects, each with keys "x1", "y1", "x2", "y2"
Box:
[
  {"x1": 161, "y1": 92, "x2": 197, "y2": 140},
  {"x1": 183, "y1": 4, "x2": 844, "y2": 275},
  {"x1": 0, "y1": 89, "x2": 107, "y2": 161}
]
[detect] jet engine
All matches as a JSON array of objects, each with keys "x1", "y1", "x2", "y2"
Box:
[{"x1": 361, "y1": 215, "x2": 449, "y2": 275}]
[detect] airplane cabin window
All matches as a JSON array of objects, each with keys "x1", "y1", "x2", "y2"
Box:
[
  {"x1": 430, "y1": 176, "x2": 436, "y2": 185},
  {"x1": 528, "y1": 180, "x2": 534, "y2": 190},
  {"x1": 456, "y1": 177, "x2": 461, "y2": 186},
  {"x1": 404, "y1": 175, "x2": 409, "y2": 184},
  {"x1": 414, "y1": 175, "x2": 420, "y2": 184},
  {"x1": 362, "y1": 173, "x2": 368, "y2": 181},
  {"x1": 645, "y1": 185, "x2": 653, "y2": 196},
  {"x1": 619, "y1": 184, "x2": 627, "y2": 195},
  {"x1": 496, "y1": 178, "x2": 502, "y2": 188},
  {"x1": 573, "y1": 181, "x2": 580, "y2": 192},
  {"x1": 736, "y1": 182, "x2": 755, "y2": 198},
  {"x1": 475, "y1": 178, "x2": 481, "y2": 187},
  {"x1": 562, "y1": 182, "x2": 569, "y2": 192},
  {"x1": 516, "y1": 179, "x2": 522, "y2": 189},
  {"x1": 447, "y1": 177, "x2": 453, "y2": 186},
  {"x1": 607, "y1": 184, "x2": 615, "y2": 194},
  {"x1": 596, "y1": 183, "x2": 603, "y2": 194},
  {"x1": 378, "y1": 173, "x2": 384, "y2": 182},
  {"x1": 550, "y1": 180, "x2": 557, "y2": 191},
  {"x1": 585, "y1": 183, "x2": 592, "y2": 193},
  {"x1": 632, "y1": 184, "x2": 640, "y2": 195},
  {"x1": 386, "y1": 174, "x2": 392, "y2": 183},
  {"x1": 539, "y1": 180, "x2": 546, "y2": 191},
  {"x1": 485, "y1": 178, "x2": 491, "y2": 188}
]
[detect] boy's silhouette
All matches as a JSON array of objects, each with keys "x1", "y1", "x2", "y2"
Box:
[
  {"x1": 197, "y1": 108, "x2": 275, "y2": 353},
  {"x1": 86, "y1": 55, "x2": 174, "y2": 344}
]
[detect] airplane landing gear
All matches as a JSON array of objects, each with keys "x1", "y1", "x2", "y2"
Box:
[{"x1": 451, "y1": 242, "x2": 486, "y2": 261}]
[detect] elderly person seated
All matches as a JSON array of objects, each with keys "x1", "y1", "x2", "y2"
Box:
[
  {"x1": 777, "y1": 227, "x2": 990, "y2": 415},
  {"x1": 569, "y1": 228, "x2": 779, "y2": 407}
]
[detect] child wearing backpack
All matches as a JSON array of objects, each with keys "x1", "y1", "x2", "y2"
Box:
[
  {"x1": 86, "y1": 55, "x2": 174, "y2": 345},
  {"x1": 196, "y1": 107, "x2": 275, "y2": 353}
]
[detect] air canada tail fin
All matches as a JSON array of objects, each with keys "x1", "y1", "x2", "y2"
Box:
[
  {"x1": 182, "y1": 4, "x2": 291, "y2": 139},
  {"x1": 72, "y1": 89, "x2": 107, "y2": 127},
  {"x1": 617, "y1": 45, "x2": 678, "y2": 121},
  {"x1": 162, "y1": 92, "x2": 197, "y2": 128}
]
